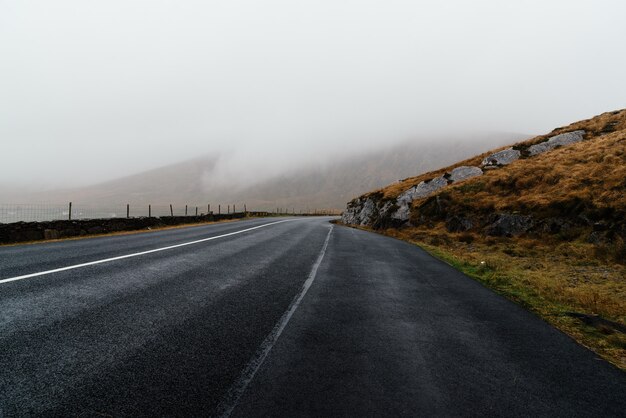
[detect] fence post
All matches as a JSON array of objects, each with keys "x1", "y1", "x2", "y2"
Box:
[
  {"x1": 68, "y1": 202, "x2": 72, "y2": 220},
  {"x1": 195, "y1": 206, "x2": 198, "y2": 216},
  {"x1": 218, "y1": 204, "x2": 221, "y2": 214},
  {"x1": 208, "y1": 204, "x2": 210, "y2": 214},
  {"x1": 126, "y1": 204, "x2": 130, "y2": 218},
  {"x1": 228, "y1": 205, "x2": 230, "y2": 214},
  {"x1": 149, "y1": 204, "x2": 151, "y2": 217},
  {"x1": 185, "y1": 205, "x2": 188, "y2": 216},
  {"x1": 244, "y1": 204, "x2": 247, "y2": 213},
  {"x1": 170, "y1": 204, "x2": 173, "y2": 217},
  {"x1": 234, "y1": 204, "x2": 236, "y2": 213}
]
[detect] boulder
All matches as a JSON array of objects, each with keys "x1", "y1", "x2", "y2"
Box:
[
  {"x1": 528, "y1": 130, "x2": 585, "y2": 156},
  {"x1": 391, "y1": 202, "x2": 411, "y2": 222},
  {"x1": 485, "y1": 213, "x2": 534, "y2": 237},
  {"x1": 398, "y1": 176, "x2": 448, "y2": 202},
  {"x1": 87, "y1": 226, "x2": 104, "y2": 234},
  {"x1": 448, "y1": 166, "x2": 483, "y2": 182},
  {"x1": 378, "y1": 201, "x2": 395, "y2": 220},
  {"x1": 43, "y1": 229, "x2": 59, "y2": 240},
  {"x1": 481, "y1": 148, "x2": 521, "y2": 166},
  {"x1": 446, "y1": 216, "x2": 473, "y2": 232},
  {"x1": 391, "y1": 176, "x2": 448, "y2": 221}
]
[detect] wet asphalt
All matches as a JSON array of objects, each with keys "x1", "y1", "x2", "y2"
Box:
[{"x1": 0, "y1": 217, "x2": 624, "y2": 417}]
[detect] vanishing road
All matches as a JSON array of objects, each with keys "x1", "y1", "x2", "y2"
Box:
[{"x1": 0, "y1": 217, "x2": 624, "y2": 417}]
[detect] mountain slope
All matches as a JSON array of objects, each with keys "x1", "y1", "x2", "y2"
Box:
[
  {"x1": 218, "y1": 134, "x2": 525, "y2": 211},
  {"x1": 343, "y1": 110, "x2": 626, "y2": 235},
  {"x1": 3, "y1": 133, "x2": 524, "y2": 212},
  {"x1": 341, "y1": 109, "x2": 626, "y2": 369}
]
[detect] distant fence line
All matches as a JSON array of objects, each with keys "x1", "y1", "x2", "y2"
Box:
[{"x1": 0, "y1": 203, "x2": 341, "y2": 224}]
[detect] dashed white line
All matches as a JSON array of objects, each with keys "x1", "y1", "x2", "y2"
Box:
[{"x1": 216, "y1": 224, "x2": 334, "y2": 417}]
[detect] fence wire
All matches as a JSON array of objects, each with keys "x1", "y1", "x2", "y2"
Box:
[
  {"x1": 0, "y1": 203, "x2": 338, "y2": 224},
  {"x1": 0, "y1": 203, "x2": 229, "y2": 223}
]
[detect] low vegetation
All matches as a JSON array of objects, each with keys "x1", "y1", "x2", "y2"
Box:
[
  {"x1": 344, "y1": 109, "x2": 626, "y2": 370},
  {"x1": 379, "y1": 226, "x2": 626, "y2": 370}
]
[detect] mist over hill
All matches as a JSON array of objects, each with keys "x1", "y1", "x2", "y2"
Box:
[{"x1": 1, "y1": 133, "x2": 526, "y2": 211}]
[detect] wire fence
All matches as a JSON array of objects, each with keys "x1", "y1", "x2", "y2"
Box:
[
  {"x1": 0, "y1": 203, "x2": 341, "y2": 224},
  {"x1": 0, "y1": 203, "x2": 234, "y2": 223}
]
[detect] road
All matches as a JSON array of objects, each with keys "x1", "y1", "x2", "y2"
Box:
[{"x1": 0, "y1": 217, "x2": 624, "y2": 417}]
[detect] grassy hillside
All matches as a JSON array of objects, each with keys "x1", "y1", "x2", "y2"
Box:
[{"x1": 342, "y1": 109, "x2": 626, "y2": 370}]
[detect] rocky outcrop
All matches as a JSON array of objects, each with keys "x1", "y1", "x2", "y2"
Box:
[
  {"x1": 481, "y1": 148, "x2": 521, "y2": 167},
  {"x1": 448, "y1": 166, "x2": 483, "y2": 182},
  {"x1": 342, "y1": 168, "x2": 484, "y2": 226},
  {"x1": 341, "y1": 129, "x2": 593, "y2": 231},
  {"x1": 445, "y1": 215, "x2": 473, "y2": 232},
  {"x1": 391, "y1": 176, "x2": 448, "y2": 221},
  {"x1": 485, "y1": 214, "x2": 534, "y2": 237},
  {"x1": 528, "y1": 130, "x2": 585, "y2": 156},
  {"x1": 342, "y1": 196, "x2": 379, "y2": 225}
]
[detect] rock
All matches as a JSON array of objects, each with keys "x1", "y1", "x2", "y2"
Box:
[
  {"x1": 593, "y1": 221, "x2": 608, "y2": 232},
  {"x1": 528, "y1": 130, "x2": 585, "y2": 156},
  {"x1": 357, "y1": 198, "x2": 376, "y2": 225},
  {"x1": 43, "y1": 229, "x2": 59, "y2": 240},
  {"x1": 391, "y1": 176, "x2": 448, "y2": 221},
  {"x1": 448, "y1": 166, "x2": 483, "y2": 182},
  {"x1": 341, "y1": 204, "x2": 359, "y2": 225},
  {"x1": 542, "y1": 217, "x2": 574, "y2": 234},
  {"x1": 87, "y1": 226, "x2": 104, "y2": 234},
  {"x1": 341, "y1": 196, "x2": 378, "y2": 225},
  {"x1": 446, "y1": 216, "x2": 473, "y2": 232},
  {"x1": 391, "y1": 202, "x2": 411, "y2": 222},
  {"x1": 481, "y1": 148, "x2": 521, "y2": 166},
  {"x1": 587, "y1": 230, "x2": 608, "y2": 245},
  {"x1": 398, "y1": 176, "x2": 448, "y2": 202},
  {"x1": 485, "y1": 213, "x2": 534, "y2": 237},
  {"x1": 378, "y1": 201, "x2": 395, "y2": 220}
]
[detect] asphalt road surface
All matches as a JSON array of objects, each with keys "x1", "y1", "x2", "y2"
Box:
[{"x1": 0, "y1": 217, "x2": 624, "y2": 417}]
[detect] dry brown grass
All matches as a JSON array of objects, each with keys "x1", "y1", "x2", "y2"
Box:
[
  {"x1": 453, "y1": 130, "x2": 626, "y2": 213},
  {"x1": 373, "y1": 109, "x2": 626, "y2": 209},
  {"x1": 355, "y1": 108, "x2": 626, "y2": 370},
  {"x1": 378, "y1": 224, "x2": 626, "y2": 370}
]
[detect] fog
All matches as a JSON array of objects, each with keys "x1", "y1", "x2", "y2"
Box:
[{"x1": 1, "y1": 0, "x2": 625, "y2": 189}]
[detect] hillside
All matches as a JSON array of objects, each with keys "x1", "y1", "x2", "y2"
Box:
[
  {"x1": 2, "y1": 133, "x2": 523, "y2": 212},
  {"x1": 341, "y1": 109, "x2": 626, "y2": 369}
]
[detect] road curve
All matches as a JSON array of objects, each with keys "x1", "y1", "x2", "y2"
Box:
[{"x1": 0, "y1": 217, "x2": 624, "y2": 417}]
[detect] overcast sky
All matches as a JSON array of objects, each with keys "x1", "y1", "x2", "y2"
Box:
[{"x1": 1, "y1": 0, "x2": 625, "y2": 188}]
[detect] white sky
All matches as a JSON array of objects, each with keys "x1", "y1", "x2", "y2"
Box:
[{"x1": 1, "y1": 0, "x2": 625, "y2": 187}]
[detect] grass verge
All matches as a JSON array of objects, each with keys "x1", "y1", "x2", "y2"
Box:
[{"x1": 350, "y1": 223, "x2": 626, "y2": 371}]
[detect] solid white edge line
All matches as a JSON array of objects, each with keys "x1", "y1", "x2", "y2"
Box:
[
  {"x1": 216, "y1": 224, "x2": 334, "y2": 418},
  {"x1": 0, "y1": 219, "x2": 296, "y2": 285}
]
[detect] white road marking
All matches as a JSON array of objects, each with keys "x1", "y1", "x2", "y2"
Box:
[
  {"x1": 217, "y1": 224, "x2": 334, "y2": 417},
  {"x1": 0, "y1": 219, "x2": 296, "y2": 285}
]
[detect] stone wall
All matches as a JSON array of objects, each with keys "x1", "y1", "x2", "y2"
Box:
[{"x1": 0, "y1": 213, "x2": 247, "y2": 245}]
